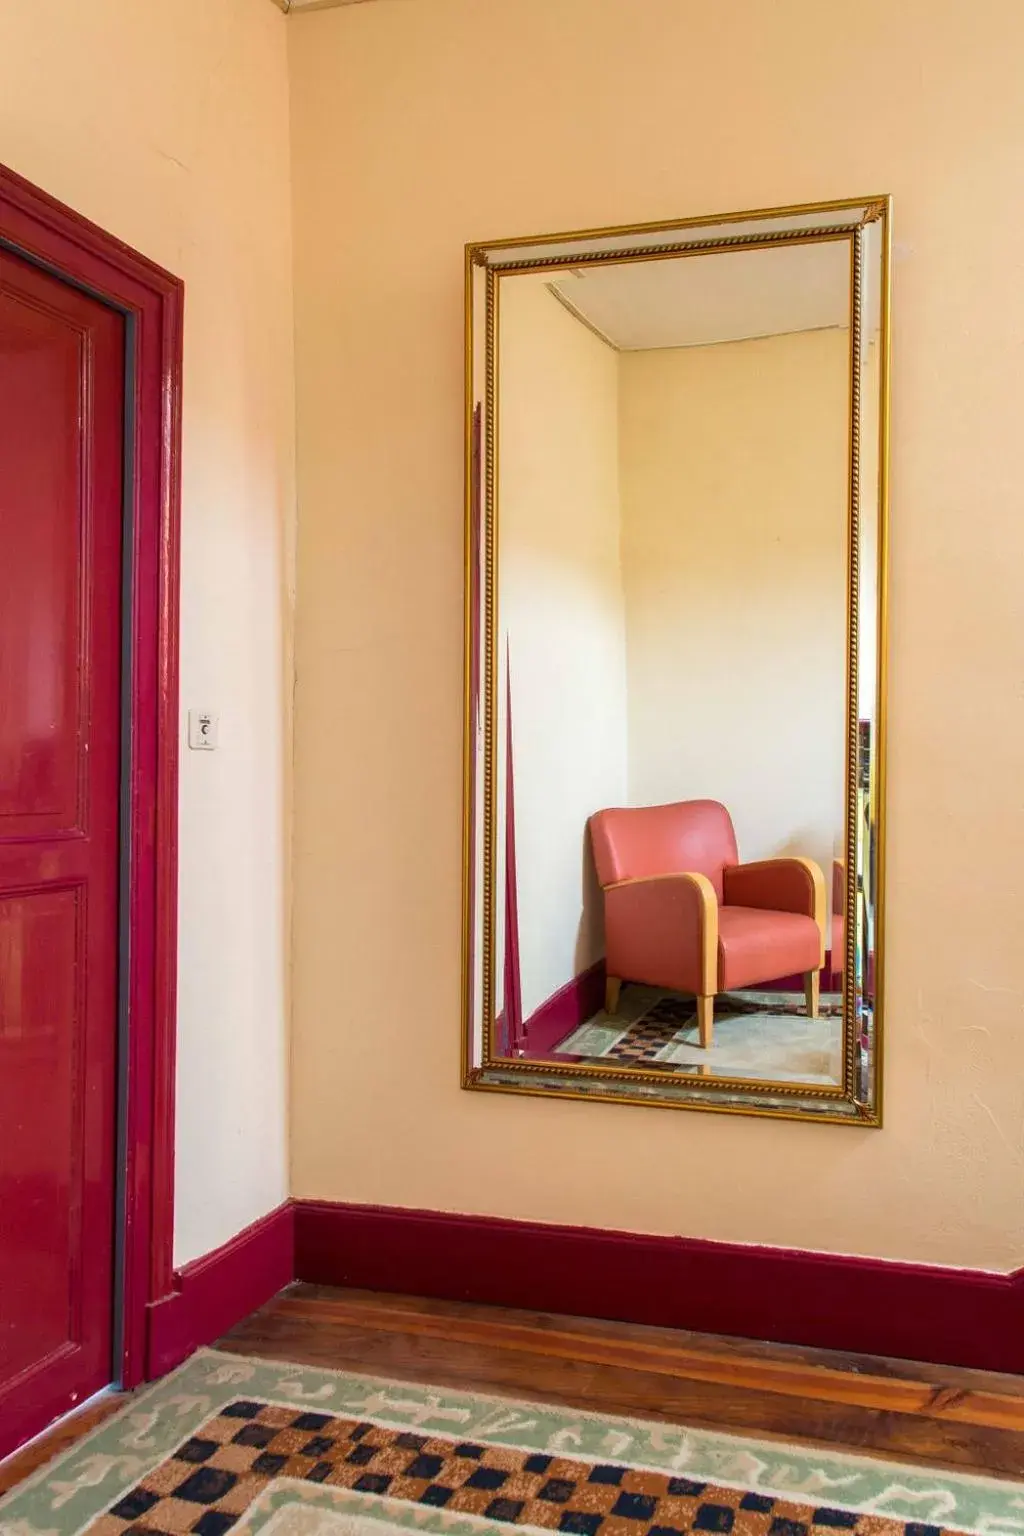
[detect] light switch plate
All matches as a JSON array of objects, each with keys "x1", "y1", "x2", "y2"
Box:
[{"x1": 188, "y1": 709, "x2": 218, "y2": 751}]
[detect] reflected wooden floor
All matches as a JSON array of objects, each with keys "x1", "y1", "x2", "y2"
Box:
[{"x1": 219, "y1": 1284, "x2": 1024, "y2": 1480}]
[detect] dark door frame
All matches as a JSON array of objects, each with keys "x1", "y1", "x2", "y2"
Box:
[{"x1": 0, "y1": 162, "x2": 183, "y2": 1397}]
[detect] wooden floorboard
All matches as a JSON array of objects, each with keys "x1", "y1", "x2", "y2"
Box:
[
  {"x1": 6, "y1": 1286, "x2": 1022, "y2": 1495},
  {"x1": 219, "y1": 1284, "x2": 1024, "y2": 1480},
  {"x1": 0, "y1": 1391, "x2": 129, "y2": 1496}
]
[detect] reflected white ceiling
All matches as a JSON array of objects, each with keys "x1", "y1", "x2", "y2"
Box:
[{"x1": 547, "y1": 240, "x2": 857, "y2": 351}]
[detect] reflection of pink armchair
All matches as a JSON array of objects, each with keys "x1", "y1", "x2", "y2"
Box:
[{"x1": 588, "y1": 800, "x2": 826, "y2": 1048}]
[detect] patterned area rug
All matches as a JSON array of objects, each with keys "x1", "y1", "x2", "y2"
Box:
[
  {"x1": 555, "y1": 989, "x2": 843, "y2": 1085},
  {"x1": 1, "y1": 1351, "x2": 1021, "y2": 1536}
]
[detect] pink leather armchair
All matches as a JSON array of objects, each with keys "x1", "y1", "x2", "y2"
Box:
[{"x1": 588, "y1": 800, "x2": 826, "y2": 1048}]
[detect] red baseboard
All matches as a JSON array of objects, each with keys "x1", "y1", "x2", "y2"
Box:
[
  {"x1": 292, "y1": 1199, "x2": 1023, "y2": 1375},
  {"x1": 145, "y1": 1202, "x2": 294, "y2": 1377},
  {"x1": 137, "y1": 1197, "x2": 1023, "y2": 1383},
  {"x1": 524, "y1": 961, "x2": 606, "y2": 1055}
]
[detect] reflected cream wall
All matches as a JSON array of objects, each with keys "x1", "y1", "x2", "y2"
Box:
[
  {"x1": 289, "y1": 0, "x2": 1024, "y2": 1269},
  {"x1": 1, "y1": 0, "x2": 294, "y2": 1263},
  {"x1": 499, "y1": 278, "x2": 627, "y2": 1016},
  {"x1": 620, "y1": 329, "x2": 848, "y2": 886}
]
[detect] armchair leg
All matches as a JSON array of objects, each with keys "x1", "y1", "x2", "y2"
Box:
[
  {"x1": 605, "y1": 975, "x2": 622, "y2": 1015},
  {"x1": 697, "y1": 994, "x2": 714, "y2": 1049},
  {"x1": 804, "y1": 970, "x2": 820, "y2": 1019}
]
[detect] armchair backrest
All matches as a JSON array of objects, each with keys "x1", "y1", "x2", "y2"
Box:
[{"x1": 589, "y1": 800, "x2": 739, "y2": 902}]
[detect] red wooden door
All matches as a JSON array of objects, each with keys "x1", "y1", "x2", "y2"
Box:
[{"x1": 0, "y1": 245, "x2": 124, "y2": 1449}]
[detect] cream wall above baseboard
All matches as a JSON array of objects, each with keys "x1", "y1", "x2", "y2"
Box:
[
  {"x1": 2, "y1": 0, "x2": 296, "y2": 1269},
  {"x1": 287, "y1": 0, "x2": 1024, "y2": 1275}
]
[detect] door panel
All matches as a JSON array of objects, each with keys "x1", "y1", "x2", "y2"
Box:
[
  {"x1": 0, "y1": 887, "x2": 80, "y2": 1383},
  {"x1": 0, "y1": 288, "x2": 84, "y2": 837},
  {"x1": 0, "y1": 246, "x2": 124, "y2": 1454}
]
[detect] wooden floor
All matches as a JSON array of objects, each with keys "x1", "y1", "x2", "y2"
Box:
[
  {"x1": 4, "y1": 1285, "x2": 1024, "y2": 1498},
  {"x1": 0, "y1": 1390, "x2": 127, "y2": 1497},
  {"x1": 220, "y1": 1286, "x2": 1024, "y2": 1481}
]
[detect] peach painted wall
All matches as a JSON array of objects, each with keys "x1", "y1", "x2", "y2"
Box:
[
  {"x1": 498, "y1": 276, "x2": 627, "y2": 1017},
  {"x1": 288, "y1": 0, "x2": 1024, "y2": 1270},
  {"x1": 619, "y1": 329, "x2": 849, "y2": 887},
  {"x1": 1, "y1": 0, "x2": 295, "y2": 1264}
]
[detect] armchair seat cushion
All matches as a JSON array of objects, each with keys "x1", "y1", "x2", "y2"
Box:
[{"x1": 719, "y1": 906, "x2": 821, "y2": 992}]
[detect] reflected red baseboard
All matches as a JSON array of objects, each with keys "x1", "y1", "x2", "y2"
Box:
[
  {"x1": 757, "y1": 953, "x2": 840, "y2": 992},
  {"x1": 292, "y1": 1200, "x2": 1024, "y2": 1374},
  {"x1": 523, "y1": 961, "x2": 606, "y2": 1055},
  {"x1": 145, "y1": 1202, "x2": 294, "y2": 1378}
]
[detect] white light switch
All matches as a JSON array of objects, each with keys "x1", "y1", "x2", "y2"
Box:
[{"x1": 188, "y1": 709, "x2": 219, "y2": 751}]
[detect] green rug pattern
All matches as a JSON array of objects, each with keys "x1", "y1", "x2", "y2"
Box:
[{"x1": 1, "y1": 1350, "x2": 1021, "y2": 1536}]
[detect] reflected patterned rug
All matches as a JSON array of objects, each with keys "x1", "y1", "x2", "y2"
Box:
[
  {"x1": 1, "y1": 1351, "x2": 1021, "y2": 1536},
  {"x1": 555, "y1": 989, "x2": 843, "y2": 1084}
]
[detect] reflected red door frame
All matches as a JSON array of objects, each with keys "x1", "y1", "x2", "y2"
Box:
[{"x1": 0, "y1": 163, "x2": 182, "y2": 1391}]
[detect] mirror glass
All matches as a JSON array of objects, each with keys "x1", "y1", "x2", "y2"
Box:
[{"x1": 465, "y1": 200, "x2": 889, "y2": 1122}]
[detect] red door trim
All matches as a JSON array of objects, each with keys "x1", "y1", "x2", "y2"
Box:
[{"x1": 0, "y1": 163, "x2": 183, "y2": 1391}]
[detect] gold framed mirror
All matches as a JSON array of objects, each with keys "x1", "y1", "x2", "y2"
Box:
[{"x1": 462, "y1": 196, "x2": 890, "y2": 1123}]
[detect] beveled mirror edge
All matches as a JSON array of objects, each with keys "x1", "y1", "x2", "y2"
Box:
[{"x1": 461, "y1": 195, "x2": 892, "y2": 1126}]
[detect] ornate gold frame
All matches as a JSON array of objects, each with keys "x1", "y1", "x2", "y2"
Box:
[{"x1": 461, "y1": 196, "x2": 892, "y2": 1125}]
